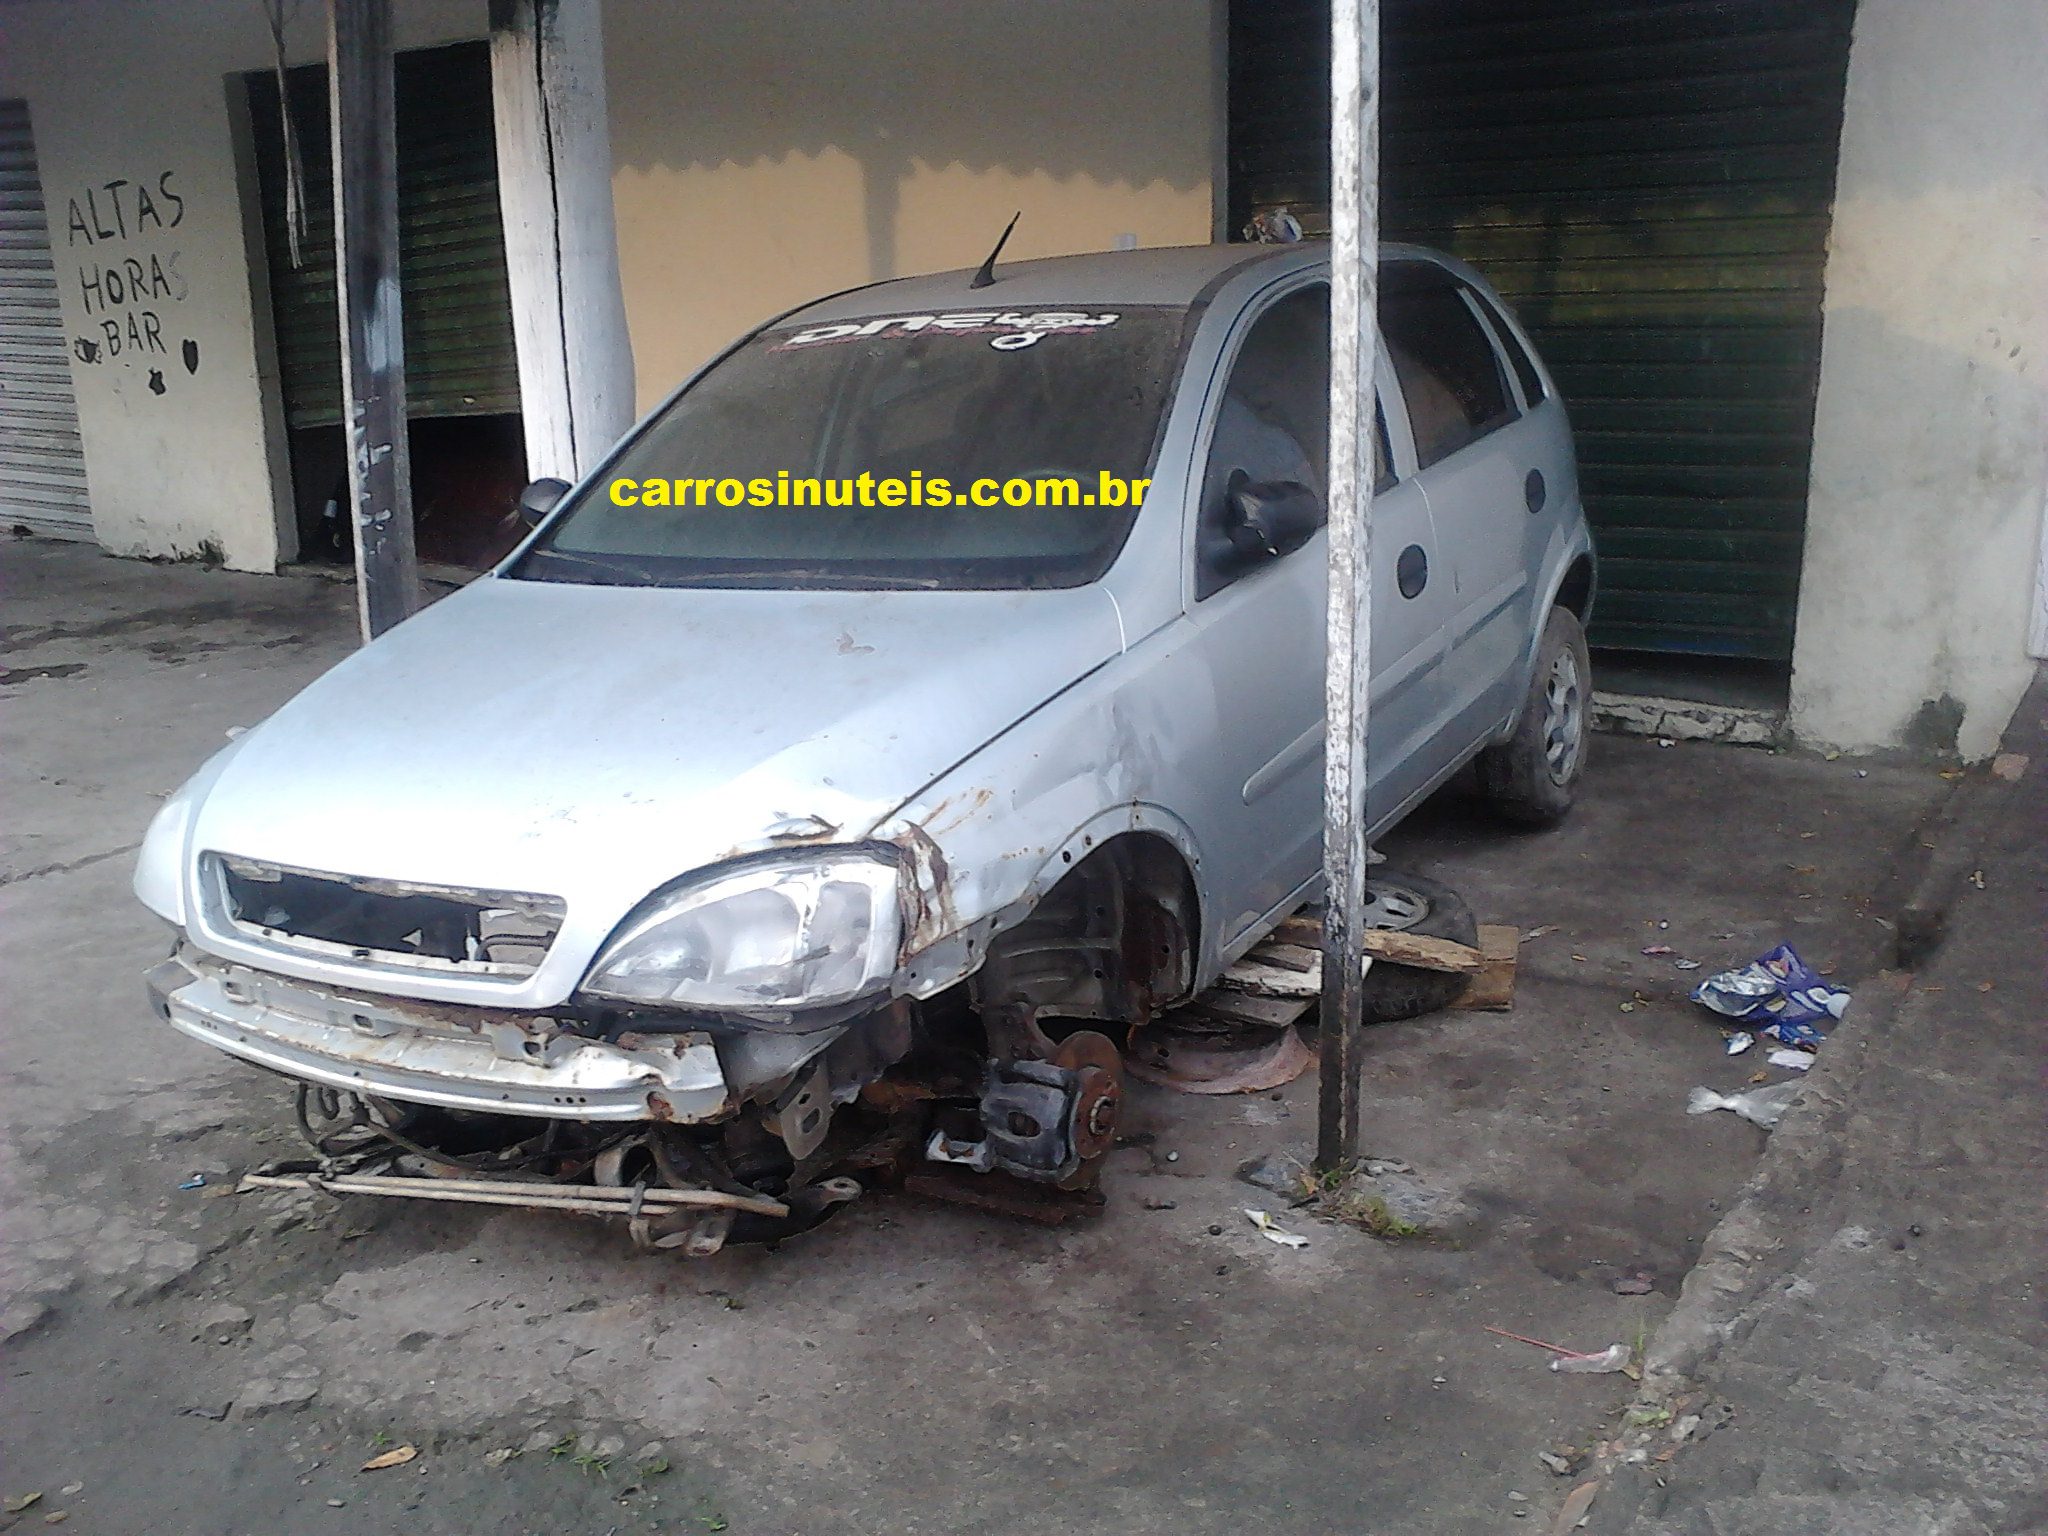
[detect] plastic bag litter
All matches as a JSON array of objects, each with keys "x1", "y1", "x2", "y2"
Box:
[
  {"x1": 1243, "y1": 1208, "x2": 1309, "y2": 1248},
  {"x1": 1245, "y1": 208, "x2": 1305, "y2": 244},
  {"x1": 1686, "y1": 1080, "x2": 1804, "y2": 1128},
  {"x1": 1767, "y1": 1047, "x2": 1814, "y2": 1072},
  {"x1": 1692, "y1": 944, "x2": 1848, "y2": 1048},
  {"x1": 1550, "y1": 1343, "x2": 1632, "y2": 1374}
]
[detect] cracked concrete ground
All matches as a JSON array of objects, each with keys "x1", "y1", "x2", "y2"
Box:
[
  {"x1": 0, "y1": 538, "x2": 1949, "y2": 1534},
  {"x1": 1588, "y1": 680, "x2": 2048, "y2": 1536}
]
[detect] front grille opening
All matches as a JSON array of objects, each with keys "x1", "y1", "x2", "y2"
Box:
[{"x1": 212, "y1": 855, "x2": 564, "y2": 977}]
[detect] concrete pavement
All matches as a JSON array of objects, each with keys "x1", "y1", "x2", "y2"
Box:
[
  {"x1": 0, "y1": 536, "x2": 1980, "y2": 1535},
  {"x1": 1587, "y1": 676, "x2": 2048, "y2": 1536}
]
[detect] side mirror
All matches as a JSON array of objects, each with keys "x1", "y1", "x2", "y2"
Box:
[
  {"x1": 516, "y1": 477, "x2": 571, "y2": 528},
  {"x1": 1220, "y1": 473, "x2": 1323, "y2": 565}
]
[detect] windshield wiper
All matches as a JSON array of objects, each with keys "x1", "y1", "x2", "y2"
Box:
[
  {"x1": 515, "y1": 548, "x2": 665, "y2": 586},
  {"x1": 679, "y1": 567, "x2": 949, "y2": 590}
]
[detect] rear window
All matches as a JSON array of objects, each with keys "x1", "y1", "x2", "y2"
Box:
[{"x1": 1380, "y1": 265, "x2": 1517, "y2": 469}]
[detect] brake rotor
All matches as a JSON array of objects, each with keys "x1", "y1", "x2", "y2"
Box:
[
  {"x1": 1123, "y1": 1021, "x2": 1313, "y2": 1095},
  {"x1": 1048, "y1": 1029, "x2": 1123, "y2": 1186}
]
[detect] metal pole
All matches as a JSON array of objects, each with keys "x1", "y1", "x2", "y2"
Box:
[
  {"x1": 1317, "y1": 0, "x2": 1383, "y2": 1172},
  {"x1": 328, "y1": 0, "x2": 419, "y2": 640}
]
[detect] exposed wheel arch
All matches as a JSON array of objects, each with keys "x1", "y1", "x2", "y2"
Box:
[
  {"x1": 1495, "y1": 551, "x2": 1596, "y2": 745},
  {"x1": 969, "y1": 831, "x2": 1201, "y2": 1056},
  {"x1": 1555, "y1": 553, "x2": 1595, "y2": 624}
]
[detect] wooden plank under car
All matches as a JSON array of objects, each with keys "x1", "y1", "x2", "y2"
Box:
[{"x1": 1182, "y1": 912, "x2": 1519, "y2": 1018}]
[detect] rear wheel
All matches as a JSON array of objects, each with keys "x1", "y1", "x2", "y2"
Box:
[{"x1": 1477, "y1": 606, "x2": 1590, "y2": 828}]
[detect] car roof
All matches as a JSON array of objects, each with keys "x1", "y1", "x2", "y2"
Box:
[{"x1": 780, "y1": 241, "x2": 1453, "y2": 327}]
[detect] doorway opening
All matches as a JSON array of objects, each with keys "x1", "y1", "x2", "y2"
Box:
[{"x1": 245, "y1": 39, "x2": 528, "y2": 573}]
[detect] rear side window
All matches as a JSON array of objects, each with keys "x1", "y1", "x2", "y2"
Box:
[
  {"x1": 1380, "y1": 265, "x2": 1516, "y2": 469},
  {"x1": 1472, "y1": 289, "x2": 1547, "y2": 407}
]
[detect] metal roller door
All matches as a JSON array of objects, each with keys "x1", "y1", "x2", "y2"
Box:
[
  {"x1": 1230, "y1": 0, "x2": 1858, "y2": 660},
  {"x1": 0, "y1": 100, "x2": 93, "y2": 541},
  {"x1": 248, "y1": 40, "x2": 520, "y2": 429}
]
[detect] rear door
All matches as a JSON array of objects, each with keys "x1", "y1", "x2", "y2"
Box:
[
  {"x1": 1364, "y1": 354, "x2": 1456, "y2": 826},
  {"x1": 1381, "y1": 261, "x2": 1532, "y2": 742}
]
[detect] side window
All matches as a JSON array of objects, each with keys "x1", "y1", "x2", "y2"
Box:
[
  {"x1": 1471, "y1": 288, "x2": 1547, "y2": 407},
  {"x1": 1379, "y1": 265, "x2": 1516, "y2": 469},
  {"x1": 1197, "y1": 285, "x2": 1329, "y2": 598}
]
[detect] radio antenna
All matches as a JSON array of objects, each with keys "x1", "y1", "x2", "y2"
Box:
[{"x1": 969, "y1": 211, "x2": 1022, "y2": 290}]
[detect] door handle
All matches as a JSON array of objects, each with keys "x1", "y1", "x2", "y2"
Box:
[{"x1": 1525, "y1": 468, "x2": 1547, "y2": 513}]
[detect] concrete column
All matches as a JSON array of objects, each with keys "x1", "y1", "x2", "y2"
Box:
[
  {"x1": 1790, "y1": 0, "x2": 2048, "y2": 760},
  {"x1": 489, "y1": 0, "x2": 635, "y2": 483}
]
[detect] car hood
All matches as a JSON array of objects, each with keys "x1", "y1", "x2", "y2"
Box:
[{"x1": 185, "y1": 575, "x2": 1123, "y2": 994}]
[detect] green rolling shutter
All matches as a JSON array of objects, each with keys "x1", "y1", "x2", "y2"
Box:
[
  {"x1": 1230, "y1": 0, "x2": 1857, "y2": 660},
  {"x1": 248, "y1": 39, "x2": 519, "y2": 430}
]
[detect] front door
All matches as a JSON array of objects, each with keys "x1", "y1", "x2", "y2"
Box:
[
  {"x1": 1179, "y1": 283, "x2": 1332, "y2": 945},
  {"x1": 1181, "y1": 280, "x2": 1454, "y2": 951}
]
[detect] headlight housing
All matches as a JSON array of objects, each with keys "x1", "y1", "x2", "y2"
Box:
[
  {"x1": 134, "y1": 787, "x2": 196, "y2": 926},
  {"x1": 582, "y1": 853, "x2": 902, "y2": 1013},
  {"x1": 133, "y1": 736, "x2": 248, "y2": 927}
]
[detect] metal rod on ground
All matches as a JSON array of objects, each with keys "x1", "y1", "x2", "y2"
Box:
[
  {"x1": 1317, "y1": 0, "x2": 1383, "y2": 1173},
  {"x1": 328, "y1": 0, "x2": 419, "y2": 640},
  {"x1": 239, "y1": 1171, "x2": 790, "y2": 1219}
]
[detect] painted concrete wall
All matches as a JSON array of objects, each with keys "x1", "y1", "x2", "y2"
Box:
[
  {"x1": 603, "y1": 0, "x2": 1222, "y2": 411},
  {"x1": 1791, "y1": 0, "x2": 2048, "y2": 759},
  {"x1": 0, "y1": 0, "x2": 488, "y2": 571},
  {"x1": 1, "y1": 0, "x2": 1220, "y2": 565}
]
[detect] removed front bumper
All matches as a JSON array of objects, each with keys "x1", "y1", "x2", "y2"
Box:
[{"x1": 148, "y1": 949, "x2": 730, "y2": 1122}]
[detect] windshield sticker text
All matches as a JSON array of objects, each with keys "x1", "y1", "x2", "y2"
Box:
[{"x1": 774, "y1": 311, "x2": 1121, "y2": 352}]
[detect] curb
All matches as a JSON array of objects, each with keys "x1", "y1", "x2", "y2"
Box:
[
  {"x1": 1888, "y1": 668, "x2": 2047, "y2": 972},
  {"x1": 1579, "y1": 966, "x2": 1914, "y2": 1533},
  {"x1": 1590, "y1": 690, "x2": 1783, "y2": 748},
  {"x1": 1638, "y1": 966, "x2": 1909, "y2": 1394},
  {"x1": 1582, "y1": 665, "x2": 2047, "y2": 1532},
  {"x1": 1891, "y1": 759, "x2": 2029, "y2": 969}
]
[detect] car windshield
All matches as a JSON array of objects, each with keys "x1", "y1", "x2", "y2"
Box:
[{"x1": 510, "y1": 305, "x2": 1190, "y2": 590}]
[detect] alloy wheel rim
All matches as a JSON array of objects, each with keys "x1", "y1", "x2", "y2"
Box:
[
  {"x1": 1361, "y1": 879, "x2": 1431, "y2": 931},
  {"x1": 1542, "y1": 647, "x2": 1584, "y2": 784}
]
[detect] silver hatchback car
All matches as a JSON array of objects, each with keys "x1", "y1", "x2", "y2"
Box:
[{"x1": 136, "y1": 242, "x2": 1594, "y2": 1233}]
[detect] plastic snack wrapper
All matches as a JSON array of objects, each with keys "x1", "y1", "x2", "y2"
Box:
[{"x1": 1691, "y1": 943, "x2": 1848, "y2": 1048}]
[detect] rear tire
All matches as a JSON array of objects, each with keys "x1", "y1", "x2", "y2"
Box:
[
  {"x1": 1477, "y1": 606, "x2": 1590, "y2": 829},
  {"x1": 1354, "y1": 870, "x2": 1478, "y2": 1024}
]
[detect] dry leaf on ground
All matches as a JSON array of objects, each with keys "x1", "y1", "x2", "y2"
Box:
[{"x1": 1550, "y1": 1479, "x2": 1599, "y2": 1533}]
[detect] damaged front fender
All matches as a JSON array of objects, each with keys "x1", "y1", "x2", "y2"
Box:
[{"x1": 878, "y1": 768, "x2": 1206, "y2": 1019}]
